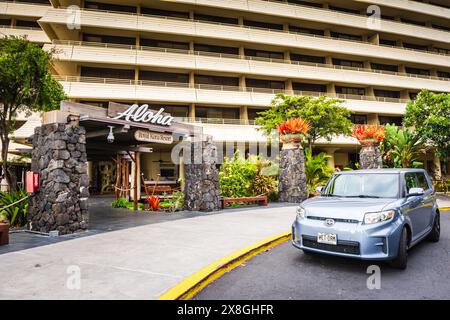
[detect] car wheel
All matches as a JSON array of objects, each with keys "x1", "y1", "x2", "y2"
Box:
[
  {"x1": 389, "y1": 227, "x2": 408, "y2": 270},
  {"x1": 427, "y1": 212, "x2": 440, "y2": 242}
]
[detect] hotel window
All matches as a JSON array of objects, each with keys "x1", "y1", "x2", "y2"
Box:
[
  {"x1": 140, "y1": 38, "x2": 189, "y2": 50},
  {"x1": 401, "y1": 18, "x2": 426, "y2": 26},
  {"x1": 405, "y1": 67, "x2": 430, "y2": 76},
  {"x1": 85, "y1": 1, "x2": 136, "y2": 13},
  {"x1": 83, "y1": 34, "x2": 135, "y2": 45},
  {"x1": 140, "y1": 71, "x2": 189, "y2": 83},
  {"x1": 403, "y1": 42, "x2": 428, "y2": 52},
  {"x1": 288, "y1": 0, "x2": 322, "y2": 7},
  {"x1": 329, "y1": 5, "x2": 361, "y2": 15},
  {"x1": 409, "y1": 92, "x2": 419, "y2": 100},
  {"x1": 245, "y1": 49, "x2": 284, "y2": 60},
  {"x1": 246, "y1": 78, "x2": 285, "y2": 90},
  {"x1": 81, "y1": 67, "x2": 135, "y2": 80},
  {"x1": 333, "y1": 58, "x2": 364, "y2": 68},
  {"x1": 194, "y1": 13, "x2": 238, "y2": 25},
  {"x1": 379, "y1": 38, "x2": 397, "y2": 46},
  {"x1": 196, "y1": 106, "x2": 240, "y2": 119},
  {"x1": 15, "y1": 20, "x2": 40, "y2": 28},
  {"x1": 195, "y1": 75, "x2": 239, "y2": 87},
  {"x1": 141, "y1": 7, "x2": 189, "y2": 19},
  {"x1": 379, "y1": 116, "x2": 403, "y2": 126},
  {"x1": 330, "y1": 32, "x2": 363, "y2": 42},
  {"x1": 432, "y1": 24, "x2": 450, "y2": 32},
  {"x1": 0, "y1": 19, "x2": 11, "y2": 26},
  {"x1": 336, "y1": 86, "x2": 365, "y2": 96},
  {"x1": 248, "y1": 108, "x2": 266, "y2": 120},
  {"x1": 149, "y1": 105, "x2": 189, "y2": 118},
  {"x1": 290, "y1": 53, "x2": 325, "y2": 64},
  {"x1": 243, "y1": 20, "x2": 283, "y2": 30},
  {"x1": 371, "y1": 63, "x2": 398, "y2": 72},
  {"x1": 374, "y1": 89, "x2": 400, "y2": 99},
  {"x1": 435, "y1": 47, "x2": 450, "y2": 55},
  {"x1": 194, "y1": 44, "x2": 239, "y2": 55},
  {"x1": 350, "y1": 114, "x2": 368, "y2": 125},
  {"x1": 292, "y1": 83, "x2": 327, "y2": 93},
  {"x1": 437, "y1": 71, "x2": 450, "y2": 79},
  {"x1": 289, "y1": 25, "x2": 324, "y2": 36}
]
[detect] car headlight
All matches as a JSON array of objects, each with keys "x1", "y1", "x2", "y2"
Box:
[
  {"x1": 363, "y1": 210, "x2": 395, "y2": 225},
  {"x1": 296, "y1": 206, "x2": 306, "y2": 219}
]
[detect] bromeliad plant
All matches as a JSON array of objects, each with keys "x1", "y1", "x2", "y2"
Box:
[
  {"x1": 278, "y1": 117, "x2": 311, "y2": 149},
  {"x1": 147, "y1": 196, "x2": 161, "y2": 211},
  {"x1": 352, "y1": 125, "x2": 386, "y2": 142}
]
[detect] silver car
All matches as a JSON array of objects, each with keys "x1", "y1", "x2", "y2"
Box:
[{"x1": 292, "y1": 169, "x2": 440, "y2": 269}]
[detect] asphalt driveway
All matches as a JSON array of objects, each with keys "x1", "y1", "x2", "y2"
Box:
[{"x1": 196, "y1": 211, "x2": 450, "y2": 300}]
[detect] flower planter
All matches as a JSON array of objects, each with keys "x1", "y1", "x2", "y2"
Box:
[
  {"x1": 280, "y1": 134, "x2": 304, "y2": 150},
  {"x1": 358, "y1": 139, "x2": 380, "y2": 148},
  {"x1": 0, "y1": 222, "x2": 9, "y2": 246}
]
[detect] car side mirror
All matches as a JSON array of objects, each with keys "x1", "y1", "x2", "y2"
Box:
[
  {"x1": 315, "y1": 186, "x2": 323, "y2": 193},
  {"x1": 407, "y1": 187, "x2": 425, "y2": 197}
]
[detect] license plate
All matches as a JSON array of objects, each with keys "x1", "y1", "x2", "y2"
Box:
[{"x1": 317, "y1": 232, "x2": 337, "y2": 245}]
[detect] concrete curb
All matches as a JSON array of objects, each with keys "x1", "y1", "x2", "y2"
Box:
[
  {"x1": 440, "y1": 207, "x2": 450, "y2": 211},
  {"x1": 158, "y1": 231, "x2": 291, "y2": 300}
]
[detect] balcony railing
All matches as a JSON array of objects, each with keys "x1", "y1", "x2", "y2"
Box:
[
  {"x1": 175, "y1": 117, "x2": 258, "y2": 125},
  {"x1": 54, "y1": 75, "x2": 410, "y2": 104},
  {"x1": 53, "y1": 6, "x2": 450, "y2": 57},
  {"x1": 51, "y1": 40, "x2": 450, "y2": 83}
]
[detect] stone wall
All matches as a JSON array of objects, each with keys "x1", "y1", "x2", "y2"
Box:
[
  {"x1": 359, "y1": 143, "x2": 383, "y2": 169},
  {"x1": 27, "y1": 123, "x2": 89, "y2": 234},
  {"x1": 184, "y1": 141, "x2": 221, "y2": 211},
  {"x1": 278, "y1": 147, "x2": 308, "y2": 203}
]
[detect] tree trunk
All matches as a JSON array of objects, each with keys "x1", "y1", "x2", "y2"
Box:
[{"x1": 0, "y1": 130, "x2": 12, "y2": 193}]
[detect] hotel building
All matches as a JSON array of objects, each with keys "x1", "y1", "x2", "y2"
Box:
[{"x1": 1, "y1": 0, "x2": 450, "y2": 192}]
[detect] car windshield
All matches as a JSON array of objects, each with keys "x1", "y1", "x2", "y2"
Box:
[{"x1": 325, "y1": 173, "x2": 399, "y2": 198}]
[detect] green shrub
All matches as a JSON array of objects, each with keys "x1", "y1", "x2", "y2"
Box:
[
  {"x1": 304, "y1": 149, "x2": 334, "y2": 194},
  {"x1": 112, "y1": 197, "x2": 128, "y2": 208},
  {"x1": 167, "y1": 191, "x2": 185, "y2": 212},
  {"x1": 0, "y1": 187, "x2": 28, "y2": 227}
]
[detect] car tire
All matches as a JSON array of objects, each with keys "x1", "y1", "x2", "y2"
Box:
[
  {"x1": 427, "y1": 212, "x2": 440, "y2": 243},
  {"x1": 389, "y1": 227, "x2": 408, "y2": 270}
]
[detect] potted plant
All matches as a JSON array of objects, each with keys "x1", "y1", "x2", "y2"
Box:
[
  {"x1": 0, "y1": 214, "x2": 9, "y2": 246},
  {"x1": 278, "y1": 117, "x2": 311, "y2": 150},
  {"x1": 352, "y1": 125, "x2": 386, "y2": 169}
]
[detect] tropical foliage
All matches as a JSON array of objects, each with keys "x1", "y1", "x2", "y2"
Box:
[
  {"x1": 0, "y1": 36, "x2": 66, "y2": 191},
  {"x1": 0, "y1": 187, "x2": 28, "y2": 226},
  {"x1": 111, "y1": 197, "x2": 128, "y2": 209},
  {"x1": 278, "y1": 117, "x2": 311, "y2": 136},
  {"x1": 381, "y1": 124, "x2": 424, "y2": 168},
  {"x1": 256, "y1": 94, "x2": 352, "y2": 152},
  {"x1": 304, "y1": 149, "x2": 334, "y2": 194},
  {"x1": 147, "y1": 196, "x2": 161, "y2": 211},
  {"x1": 405, "y1": 90, "x2": 450, "y2": 160},
  {"x1": 352, "y1": 124, "x2": 386, "y2": 142},
  {"x1": 219, "y1": 153, "x2": 278, "y2": 199}
]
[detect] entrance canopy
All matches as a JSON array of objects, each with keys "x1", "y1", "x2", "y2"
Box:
[{"x1": 47, "y1": 101, "x2": 202, "y2": 161}]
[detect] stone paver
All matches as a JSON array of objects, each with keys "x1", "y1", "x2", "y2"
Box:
[{"x1": 0, "y1": 204, "x2": 296, "y2": 300}]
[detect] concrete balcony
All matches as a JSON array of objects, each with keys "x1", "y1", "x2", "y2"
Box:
[
  {"x1": 38, "y1": 8, "x2": 450, "y2": 68},
  {"x1": 0, "y1": 26, "x2": 50, "y2": 43},
  {"x1": 54, "y1": 75, "x2": 407, "y2": 115},
  {"x1": 355, "y1": 0, "x2": 450, "y2": 20},
  {"x1": 163, "y1": 0, "x2": 450, "y2": 44},
  {"x1": 0, "y1": 1, "x2": 50, "y2": 18},
  {"x1": 47, "y1": 41, "x2": 450, "y2": 93}
]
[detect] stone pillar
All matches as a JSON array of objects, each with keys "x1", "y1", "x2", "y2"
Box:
[
  {"x1": 279, "y1": 147, "x2": 308, "y2": 203},
  {"x1": 359, "y1": 141, "x2": 382, "y2": 169},
  {"x1": 184, "y1": 140, "x2": 221, "y2": 211},
  {"x1": 27, "y1": 122, "x2": 89, "y2": 235}
]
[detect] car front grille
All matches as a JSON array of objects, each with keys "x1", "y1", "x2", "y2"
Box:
[
  {"x1": 302, "y1": 235, "x2": 361, "y2": 255},
  {"x1": 307, "y1": 216, "x2": 359, "y2": 224}
]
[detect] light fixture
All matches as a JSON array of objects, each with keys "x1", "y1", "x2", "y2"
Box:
[{"x1": 107, "y1": 126, "x2": 115, "y2": 143}]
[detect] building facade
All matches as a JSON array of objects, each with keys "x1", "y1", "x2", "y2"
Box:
[{"x1": 1, "y1": 0, "x2": 450, "y2": 190}]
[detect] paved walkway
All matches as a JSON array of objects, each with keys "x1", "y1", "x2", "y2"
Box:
[{"x1": 0, "y1": 203, "x2": 296, "y2": 300}]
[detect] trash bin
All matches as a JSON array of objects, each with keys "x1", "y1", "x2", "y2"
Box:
[{"x1": 0, "y1": 223, "x2": 9, "y2": 246}]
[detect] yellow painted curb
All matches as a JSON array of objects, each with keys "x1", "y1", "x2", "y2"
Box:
[
  {"x1": 158, "y1": 231, "x2": 291, "y2": 300},
  {"x1": 440, "y1": 207, "x2": 450, "y2": 211}
]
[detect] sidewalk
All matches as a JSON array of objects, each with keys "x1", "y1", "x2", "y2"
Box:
[{"x1": 0, "y1": 205, "x2": 296, "y2": 300}]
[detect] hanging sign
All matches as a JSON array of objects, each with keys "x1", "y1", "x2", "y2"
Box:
[
  {"x1": 110, "y1": 103, "x2": 174, "y2": 126},
  {"x1": 134, "y1": 130, "x2": 174, "y2": 144}
]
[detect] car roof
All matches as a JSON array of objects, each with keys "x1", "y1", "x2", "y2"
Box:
[{"x1": 336, "y1": 168, "x2": 427, "y2": 175}]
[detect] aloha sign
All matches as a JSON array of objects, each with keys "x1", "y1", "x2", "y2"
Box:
[{"x1": 112, "y1": 104, "x2": 174, "y2": 126}]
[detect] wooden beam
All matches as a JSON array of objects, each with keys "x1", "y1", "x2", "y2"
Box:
[{"x1": 134, "y1": 151, "x2": 139, "y2": 211}]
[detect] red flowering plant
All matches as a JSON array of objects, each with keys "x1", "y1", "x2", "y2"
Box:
[
  {"x1": 352, "y1": 125, "x2": 386, "y2": 142},
  {"x1": 147, "y1": 196, "x2": 160, "y2": 211},
  {"x1": 277, "y1": 117, "x2": 311, "y2": 136}
]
